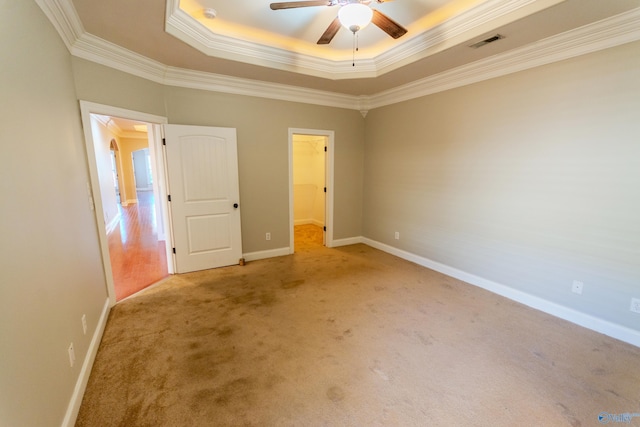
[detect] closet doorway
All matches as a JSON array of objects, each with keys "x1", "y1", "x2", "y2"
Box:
[{"x1": 288, "y1": 128, "x2": 334, "y2": 253}]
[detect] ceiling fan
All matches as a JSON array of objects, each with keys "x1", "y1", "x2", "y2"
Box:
[{"x1": 270, "y1": 0, "x2": 408, "y2": 45}]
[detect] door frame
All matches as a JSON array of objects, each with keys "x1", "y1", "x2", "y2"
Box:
[
  {"x1": 79, "y1": 101, "x2": 172, "y2": 306},
  {"x1": 288, "y1": 128, "x2": 334, "y2": 252}
]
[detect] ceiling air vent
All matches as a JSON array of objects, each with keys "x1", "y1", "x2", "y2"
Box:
[{"x1": 469, "y1": 34, "x2": 504, "y2": 49}]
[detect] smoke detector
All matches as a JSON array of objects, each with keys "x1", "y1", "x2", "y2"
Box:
[{"x1": 203, "y1": 8, "x2": 217, "y2": 19}]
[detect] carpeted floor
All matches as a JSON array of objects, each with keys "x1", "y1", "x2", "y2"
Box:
[{"x1": 76, "y1": 235, "x2": 640, "y2": 426}]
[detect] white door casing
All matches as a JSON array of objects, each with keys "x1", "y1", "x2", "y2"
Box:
[
  {"x1": 164, "y1": 124, "x2": 242, "y2": 273},
  {"x1": 288, "y1": 128, "x2": 334, "y2": 253}
]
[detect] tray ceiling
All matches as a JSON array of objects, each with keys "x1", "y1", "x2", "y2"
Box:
[{"x1": 65, "y1": 0, "x2": 640, "y2": 96}]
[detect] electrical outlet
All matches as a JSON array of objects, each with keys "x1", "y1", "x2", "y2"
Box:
[
  {"x1": 571, "y1": 280, "x2": 583, "y2": 295},
  {"x1": 630, "y1": 298, "x2": 640, "y2": 314},
  {"x1": 68, "y1": 343, "x2": 76, "y2": 368},
  {"x1": 82, "y1": 314, "x2": 87, "y2": 335},
  {"x1": 394, "y1": 231, "x2": 400, "y2": 240},
  {"x1": 265, "y1": 232, "x2": 271, "y2": 241}
]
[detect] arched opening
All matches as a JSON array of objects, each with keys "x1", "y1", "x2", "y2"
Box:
[{"x1": 109, "y1": 139, "x2": 121, "y2": 204}]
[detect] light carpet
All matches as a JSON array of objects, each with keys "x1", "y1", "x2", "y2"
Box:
[{"x1": 76, "y1": 229, "x2": 640, "y2": 426}]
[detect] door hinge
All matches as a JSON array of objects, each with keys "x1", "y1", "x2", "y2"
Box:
[
  {"x1": 323, "y1": 226, "x2": 326, "y2": 231},
  {"x1": 167, "y1": 195, "x2": 171, "y2": 202},
  {"x1": 324, "y1": 187, "x2": 326, "y2": 193},
  {"x1": 172, "y1": 247, "x2": 176, "y2": 254},
  {"x1": 324, "y1": 146, "x2": 327, "y2": 152},
  {"x1": 162, "y1": 138, "x2": 166, "y2": 146}
]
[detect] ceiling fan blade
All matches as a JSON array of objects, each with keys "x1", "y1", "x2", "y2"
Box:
[
  {"x1": 317, "y1": 17, "x2": 341, "y2": 44},
  {"x1": 270, "y1": 1, "x2": 332, "y2": 10},
  {"x1": 371, "y1": 9, "x2": 407, "y2": 39}
]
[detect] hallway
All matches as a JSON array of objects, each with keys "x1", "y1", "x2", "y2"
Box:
[{"x1": 108, "y1": 191, "x2": 168, "y2": 301}]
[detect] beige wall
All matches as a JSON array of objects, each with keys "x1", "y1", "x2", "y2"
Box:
[
  {"x1": 71, "y1": 61, "x2": 365, "y2": 253},
  {"x1": 0, "y1": 1, "x2": 109, "y2": 426},
  {"x1": 90, "y1": 117, "x2": 120, "y2": 224},
  {"x1": 119, "y1": 137, "x2": 150, "y2": 204},
  {"x1": 71, "y1": 58, "x2": 167, "y2": 117},
  {"x1": 164, "y1": 87, "x2": 364, "y2": 252},
  {"x1": 364, "y1": 40, "x2": 640, "y2": 331},
  {"x1": 2, "y1": 2, "x2": 638, "y2": 425}
]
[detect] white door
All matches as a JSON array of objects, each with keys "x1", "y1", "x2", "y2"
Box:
[{"x1": 164, "y1": 124, "x2": 242, "y2": 273}]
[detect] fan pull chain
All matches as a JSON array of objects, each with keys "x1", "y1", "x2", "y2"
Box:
[
  {"x1": 352, "y1": 32, "x2": 360, "y2": 67},
  {"x1": 352, "y1": 33, "x2": 356, "y2": 66}
]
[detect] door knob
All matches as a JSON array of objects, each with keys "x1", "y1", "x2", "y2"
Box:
[{"x1": 233, "y1": 203, "x2": 239, "y2": 209}]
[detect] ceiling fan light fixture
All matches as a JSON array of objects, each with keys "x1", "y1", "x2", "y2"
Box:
[{"x1": 338, "y1": 3, "x2": 373, "y2": 33}]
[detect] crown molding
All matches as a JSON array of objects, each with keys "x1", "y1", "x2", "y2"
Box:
[
  {"x1": 71, "y1": 32, "x2": 366, "y2": 111},
  {"x1": 368, "y1": 7, "x2": 640, "y2": 109},
  {"x1": 37, "y1": 0, "x2": 640, "y2": 112},
  {"x1": 374, "y1": 0, "x2": 562, "y2": 74},
  {"x1": 164, "y1": 1, "x2": 378, "y2": 79},
  {"x1": 118, "y1": 132, "x2": 149, "y2": 140},
  {"x1": 164, "y1": 0, "x2": 557, "y2": 80},
  {"x1": 34, "y1": 0, "x2": 85, "y2": 50},
  {"x1": 162, "y1": 67, "x2": 368, "y2": 111},
  {"x1": 72, "y1": 33, "x2": 168, "y2": 83},
  {"x1": 92, "y1": 114, "x2": 148, "y2": 140}
]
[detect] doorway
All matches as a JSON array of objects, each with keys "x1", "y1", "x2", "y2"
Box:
[
  {"x1": 288, "y1": 128, "x2": 334, "y2": 253},
  {"x1": 93, "y1": 116, "x2": 169, "y2": 301},
  {"x1": 80, "y1": 101, "x2": 172, "y2": 306}
]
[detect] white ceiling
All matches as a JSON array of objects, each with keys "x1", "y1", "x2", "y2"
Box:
[{"x1": 67, "y1": 0, "x2": 640, "y2": 97}]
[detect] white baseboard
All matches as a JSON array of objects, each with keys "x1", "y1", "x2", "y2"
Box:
[
  {"x1": 331, "y1": 236, "x2": 364, "y2": 247},
  {"x1": 105, "y1": 212, "x2": 120, "y2": 235},
  {"x1": 243, "y1": 247, "x2": 291, "y2": 262},
  {"x1": 362, "y1": 238, "x2": 640, "y2": 348},
  {"x1": 294, "y1": 219, "x2": 324, "y2": 227},
  {"x1": 61, "y1": 298, "x2": 111, "y2": 427}
]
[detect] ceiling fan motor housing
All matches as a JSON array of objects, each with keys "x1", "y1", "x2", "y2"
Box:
[
  {"x1": 270, "y1": 0, "x2": 407, "y2": 44},
  {"x1": 338, "y1": 2, "x2": 373, "y2": 33}
]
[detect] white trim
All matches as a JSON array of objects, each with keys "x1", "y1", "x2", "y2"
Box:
[
  {"x1": 36, "y1": 1, "x2": 640, "y2": 111},
  {"x1": 61, "y1": 298, "x2": 110, "y2": 427},
  {"x1": 362, "y1": 238, "x2": 640, "y2": 348},
  {"x1": 289, "y1": 129, "x2": 335, "y2": 253},
  {"x1": 243, "y1": 247, "x2": 290, "y2": 262},
  {"x1": 332, "y1": 236, "x2": 364, "y2": 247},
  {"x1": 368, "y1": 7, "x2": 640, "y2": 109},
  {"x1": 79, "y1": 101, "x2": 170, "y2": 306},
  {"x1": 105, "y1": 212, "x2": 120, "y2": 235},
  {"x1": 34, "y1": 0, "x2": 84, "y2": 51},
  {"x1": 163, "y1": 0, "x2": 560, "y2": 79},
  {"x1": 71, "y1": 32, "x2": 363, "y2": 111},
  {"x1": 294, "y1": 219, "x2": 325, "y2": 227},
  {"x1": 373, "y1": 0, "x2": 559, "y2": 74},
  {"x1": 163, "y1": 67, "x2": 363, "y2": 110}
]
